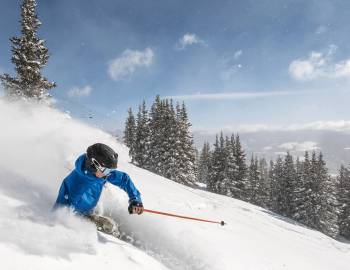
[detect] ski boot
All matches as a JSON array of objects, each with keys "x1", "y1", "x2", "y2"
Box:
[{"x1": 88, "y1": 215, "x2": 120, "y2": 238}]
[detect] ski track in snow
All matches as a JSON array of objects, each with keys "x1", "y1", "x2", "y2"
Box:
[{"x1": 0, "y1": 99, "x2": 349, "y2": 270}]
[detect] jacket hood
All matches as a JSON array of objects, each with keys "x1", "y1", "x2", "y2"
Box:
[{"x1": 74, "y1": 154, "x2": 101, "y2": 181}]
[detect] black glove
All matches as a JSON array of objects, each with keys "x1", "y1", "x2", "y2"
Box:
[{"x1": 128, "y1": 201, "x2": 144, "y2": 215}]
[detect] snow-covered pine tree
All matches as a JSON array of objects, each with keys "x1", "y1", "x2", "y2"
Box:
[
  {"x1": 174, "y1": 102, "x2": 197, "y2": 186},
  {"x1": 337, "y1": 165, "x2": 350, "y2": 239},
  {"x1": 280, "y1": 152, "x2": 297, "y2": 218},
  {"x1": 134, "y1": 97, "x2": 196, "y2": 186},
  {"x1": 247, "y1": 155, "x2": 260, "y2": 205},
  {"x1": 220, "y1": 136, "x2": 237, "y2": 196},
  {"x1": 293, "y1": 151, "x2": 314, "y2": 226},
  {"x1": 233, "y1": 134, "x2": 248, "y2": 200},
  {"x1": 208, "y1": 133, "x2": 226, "y2": 193},
  {"x1": 308, "y1": 151, "x2": 325, "y2": 230},
  {"x1": 193, "y1": 147, "x2": 200, "y2": 185},
  {"x1": 316, "y1": 153, "x2": 339, "y2": 237},
  {"x1": 0, "y1": 0, "x2": 56, "y2": 99},
  {"x1": 270, "y1": 156, "x2": 284, "y2": 214},
  {"x1": 123, "y1": 107, "x2": 136, "y2": 160},
  {"x1": 303, "y1": 151, "x2": 338, "y2": 236},
  {"x1": 226, "y1": 134, "x2": 240, "y2": 199},
  {"x1": 293, "y1": 157, "x2": 309, "y2": 223},
  {"x1": 161, "y1": 99, "x2": 179, "y2": 180},
  {"x1": 257, "y1": 157, "x2": 270, "y2": 208},
  {"x1": 267, "y1": 160, "x2": 275, "y2": 210},
  {"x1": 148, "y1": 95, "x2": 164, "y2": 174},
  {"x1": 134, "y1": 101, "x2": 150, "y2": 168},
  {"x1": 198, "y1": 142, "x2": 212, "y2": 186}
]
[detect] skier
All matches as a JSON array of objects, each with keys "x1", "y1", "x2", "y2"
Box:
[{"x1": 54, "y1": 143, "x2": 144, "y2": 237}]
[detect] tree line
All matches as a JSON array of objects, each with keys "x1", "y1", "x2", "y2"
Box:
[
  {"x1": 198, "y1": 133, "x2": 350, "y2": 239},
  {"x1": 124, "y1": 96, "x2": 197, "y2": 186}
]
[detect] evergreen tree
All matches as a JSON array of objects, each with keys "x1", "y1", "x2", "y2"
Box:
[
  {"x1": 267, "y1": 160, "x2": 275, "y2": 210},
  {"x1": 233, "y1": 134, "x2": 248, "y2": 200},
  {"x1": 131, "y1": 97, "x2": 196, "y2": 186},
  {"x1": 123, "y1": 107, "x2": 136, "y2": 160},
  {"x1": 280, "y1": 152, "x2": 297, "y2": 218},
  {"x1": 0, "y1": 0, "x2": 55, "y2": 99},
  {"x1": 148, "y1": 95, "x2": 164, "y2": 174},
  {"x1": 308, "y1": 151, "x2": 322, "y2": 229},
  {"x1": 247, "y1": 155, "x2": 260, "y2": 204},
  {"x1": 134, "y1": 101, "x2": 150, "y2": 168},
  {"x1": 270, "y1": 156, "x2": 284, "y2": 213},
  {"x1": 161, "y1": 99, "x2": 179, "y2": 180},
  {"x1": 174, "y1": 102, "x2": 197, "y2": 186},
  {"x1": 222, "y1": 136, "x2": 237, "y2": 196},
  {"x1": 293, "y1": 151, "x2": 314, "y2": 225},
  {"x1": 208, "y1": 133, "x2": 226, "y2": 193},
  {"x1": 198, "y1": 142, "x2": 212, "y2": 185},
  {"x1": 246, "y1": 156, "x2": 270, "y2": 208},
  {"x1": 226, "y1": 134, "x2": 240, "y2": 198},
  {"x1": 337, "y1": 165, "x2": 350, "y2": 239},
  {"x1": 297, "y1": 151, "x2": 339, "y2": 237},
  {"x1": 293, "y1": 157, "x2": 309, "y2": 223},
  {"x1": 257, "y1": 158, "x2": 270, "y2": 208},
  {"x1": 316, "y1": 153, "x2": 339, "y2": 237}
]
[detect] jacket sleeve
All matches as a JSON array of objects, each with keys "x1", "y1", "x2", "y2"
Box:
[
  {"x1": 108, "y1": 171, "x2": 142, "y2": 203},
  {"x1": 53, "y1": 180, "x2": 70, "y2": 210}
]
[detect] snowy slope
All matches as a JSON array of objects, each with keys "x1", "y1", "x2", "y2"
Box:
[{"x1": 0, "y1": 99, "x2": 349, "y2": 270}]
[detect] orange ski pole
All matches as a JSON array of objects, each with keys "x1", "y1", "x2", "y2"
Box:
[{"x1": 143, "y1": 208, "x2": 226, "y2": 226}]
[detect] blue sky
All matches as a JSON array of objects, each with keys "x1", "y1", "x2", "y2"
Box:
[{"x1": 1, "y1": 0, "x2": 350, "y2": 132}]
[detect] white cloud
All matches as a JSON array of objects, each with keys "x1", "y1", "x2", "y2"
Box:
[
  {"x1": 108, "y1": 48, "x2": 154, "y2": 81},
  {"x1": 333, "y1": 59, "x2": 350, "y2": 78},
  {"x1": 221, "y1": 64, "x2": 243, "y2": 80},
  {"x1": 263, "y1": 146, "x2": 273, "y2": 151},
  {"x1": 236, "y1": 124, "x2": 272, "y2": 133},
  {"x1": 289, "y1": 45, "x2": 350, "y2": 80},
  {"x1": 237, "y1": 120, "x2": 350, "y2": 133},
  {"x1": 220, "y1": 50, "x2": 243, "y2": 80},
  {"x1": 234, "y1": 50, "x2": 243, "y2": 59},
  {"x1": 274, "y1": 152, "x2": 287, "y2": 156},
  {"x1": 165, "y1": 91, "x2": 294, "y2": 101},
  {"x1": 195, "y1": 120, "x2": 350, "y2": 135},
  {"x1": 316, "y1": 25, "x2": 328, "y2": 35},
  {"x1": 68, "y1": 85, "x2": 92, "y2": 97},
  {"x1": 289, "y1": 57, "x2": 318, "y2": 80},
  {"x1": 220, "y1": 50, "x2": 243, "y2": 66},
  {"x1": 175, "y1": 33, "x2": 204, "y2": 50},
  {"x1": 278, "y1": 141, "x2": 319, "y2": 152}
]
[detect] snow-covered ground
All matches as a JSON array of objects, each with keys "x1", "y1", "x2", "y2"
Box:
[{"x1": 0, "y1": 99, "x2": 349, "y2": 270}]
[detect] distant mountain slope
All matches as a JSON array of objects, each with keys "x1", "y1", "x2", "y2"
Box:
[{"x1": 194, "y1": 130, "x2": 350, "y2": 174}]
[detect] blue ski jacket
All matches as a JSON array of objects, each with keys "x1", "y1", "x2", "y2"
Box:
[{"x1": 54, "y1": 154, "x2": 142, "y2": 215}]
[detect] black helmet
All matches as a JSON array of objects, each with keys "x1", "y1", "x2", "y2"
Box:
[{"x1": 86, "y1": 143, "x2": 118, "y2": 169}]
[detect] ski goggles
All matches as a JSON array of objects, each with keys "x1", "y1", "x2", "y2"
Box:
[{"x1": 91, "y1": 158, "x2": 116, "y2": 176}]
